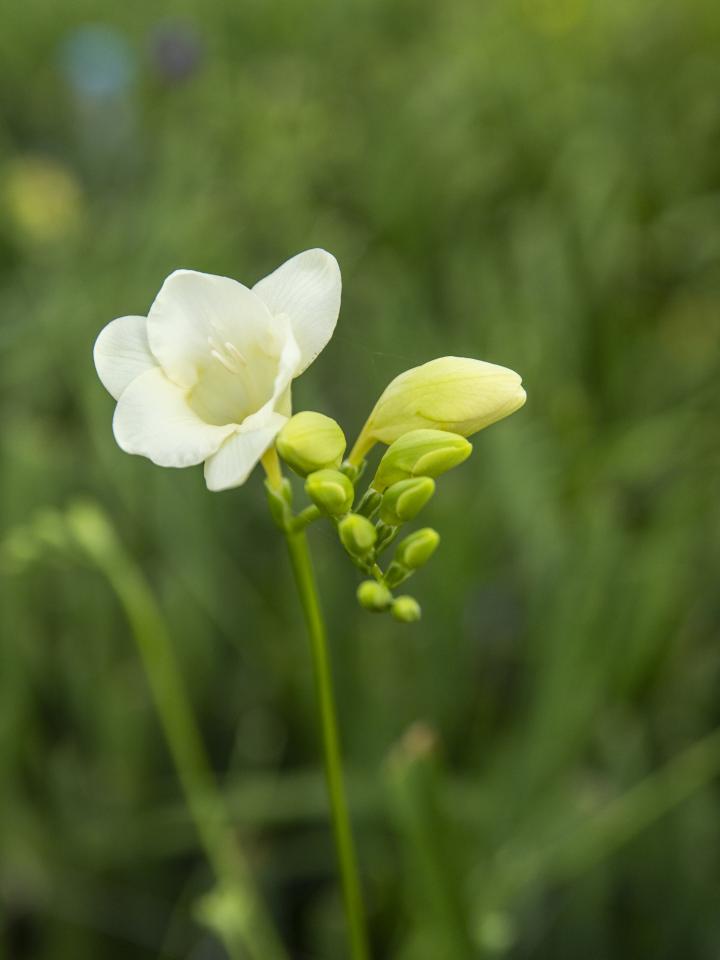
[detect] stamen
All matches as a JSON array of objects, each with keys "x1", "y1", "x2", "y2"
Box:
[
  {"x1": 225, "y1": 341, "x2": 247, "y2": 365},
  {"x1": 207, "y1": 334, "x2": 245, "y2": 374},
  {"x1": 211, "y1": 349, "x2": 239, "y2": 373}
]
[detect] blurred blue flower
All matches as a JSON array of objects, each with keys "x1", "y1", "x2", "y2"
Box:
[{"x1": 58, "y1": 24, "x2": 136, "y2": 99}]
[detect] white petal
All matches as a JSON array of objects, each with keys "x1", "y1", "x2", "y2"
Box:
[
  {"x1": 93, "y1": 315, "x2": 155, "y2": 400},
  {"x1": 252, "y1": 249, "x2": 340, "y2": 374},
  {"x1": 146, "y1": 269, "x2": 277, "y2": 388},
  {"x1": 113, "y1": 367, "x2": 235, "y2": 468},
  {"x1": 271, "y1": 319, "x2": 302, "y2": 403},
  {"x1": 204, "y1": 414, "x2": 287, "y2": 491}
]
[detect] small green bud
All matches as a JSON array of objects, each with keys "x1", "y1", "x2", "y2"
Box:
[
  {"x1": 379, "y1": 477, "x2": 435, "y2": 525},
  {"x1": 373, "y1": 429, "x2": 472, "y2": 491},
  {"x1": 396, "y1": 528, "x2": 440, "y2": 569},
  {"x1": 391, "y1": 595, "x2": 421, "y2": 622},
  {"x1": 305, "y1": 469, "x2": 354, "y2": 516},
  {"x1": 338, "y1": 514, "x2": 377, "y2": 558},
  {"x1": 357, "y1": 579, "x2": 393, "y2": 612},
  {"x1": 277, "y1": 411, "x2": 346, "y2": 476}
]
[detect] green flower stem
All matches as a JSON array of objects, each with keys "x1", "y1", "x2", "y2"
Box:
[
  {"x1": 292, "y1": 504, "x2": 322, "y2": 531},
  {"x1": 77, "y1": 510, "x2": 287, "y2": 960},
  {"x1": 285, "y1": 527, "x2": 371, "y2": 960}
]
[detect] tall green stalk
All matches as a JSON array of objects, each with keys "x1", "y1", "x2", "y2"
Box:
[
  {"x1": 285, "y1": 527, "x2": 370, "y2": 960},
  {"x1": 70, "y1": 504, "x2": 287, "y2": 960}
]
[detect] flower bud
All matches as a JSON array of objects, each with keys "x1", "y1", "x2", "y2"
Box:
[
  {"x1": 391, "y1": 595, "x2": 422, "y2": 623},
  {"x1": 349, "y1": 356, "x2": 526, "y2": 462},
  {"x1": 372, "y1": 430, "x2": 471, "y2": 491},
  {"x1": 338, "y1": 514, "x2": 377, "y2": 558},
  {"x1": 379, "y1": 477, "x2": 435, "y2": 525},
  {"x1": 305, "y1": 469, "x2": 354, "y2": 516},
  {"x1": 277, "y1": 411, "x2": 346, "y2": 476},
  {"x1": 395, "y1": 528, "x2": 440, "y2": 569},
  {"x1": 357, "y1": 579, "x2": 392, "y2": 612}
]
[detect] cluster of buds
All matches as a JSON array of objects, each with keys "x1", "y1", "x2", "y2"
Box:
[{"x1": 267, "y1": 356, "x2": 526, "y2": 622}]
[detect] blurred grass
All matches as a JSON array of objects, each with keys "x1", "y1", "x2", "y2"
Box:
[{"x1": 1, "y1": 0, "x2": 720, "y2": 957}]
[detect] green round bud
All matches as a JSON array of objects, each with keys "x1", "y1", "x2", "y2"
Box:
[
  {"x1": 379, "y1": 477, "x2": 435, "y2": 525},
  {"x1": 305, "y1": 469, "x2": 354, "y2": 516},
  {"x1": 372, "y1": 429, "x2": 472, "y2": 490},
  {"x1": 391, "y1": 595, "x2": 421, "y2": 622},
  {"x1": 277, "y1": 411, "x2": 346, "y2": 476},
  {"x1": 395, "y1": 528, "x2": 440, "y2": 569},
  {"x1": 357, "y1": 580, "x2": 393, "y2": 612},
  {"x1": 338, "y1": 514, "x2": 377, "y2": 558}
]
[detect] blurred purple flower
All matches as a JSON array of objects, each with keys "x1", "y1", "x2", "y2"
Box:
[{"x1": 150, "y1": 20, "x2": 203, "y2": 83}]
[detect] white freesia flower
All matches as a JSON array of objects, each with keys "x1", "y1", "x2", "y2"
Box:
[{"x1": 93, "y1": 249, "x2": 341, "y2": 491}]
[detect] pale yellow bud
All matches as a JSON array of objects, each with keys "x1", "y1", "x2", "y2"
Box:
[
  {"x1": 305, "y1": 469, "x2": 354, "y2": 516},
  {"x1": 349, "y1": 356, "x2": 526, "y2": 463},
  {"x1": 276, "y1": 411, "x2": 346, "y2": 476}
]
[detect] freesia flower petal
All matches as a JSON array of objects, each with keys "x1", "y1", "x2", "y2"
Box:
[
  {"x1": 93, "y1": 315, "x2": 155, "y2": 400},
  {"x1": 204, "y1": 415, "x2": 287, "y2": 491},
  {"x1": 113, "y1": 367, "x2": 235, "y2": 467},
  {"x1": 147, "y1": 269, "x2": 277, "y2": 389},
  {"x1": 252, "y1": 248, "x2": 341, "y2": 374}
]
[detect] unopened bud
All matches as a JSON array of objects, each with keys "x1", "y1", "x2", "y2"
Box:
[
  {"x1": 356, "y1": 356, "x2": 526, "y2": 452},
  {"x1": 379, "y1": 477, "x2": 435, "y2": 525},
  {"x1": 338, "y1": 514, "x2": 377, "y2": 558},
  {"x1": 305, "y1": 469, "x2": 354, "y2": 516},
  {"x1": 357, "y1": 580, "x2": 392, "y2": 612},
  {"x1": 395, "y1": 528, "x2": 440, "y2": 569},
  {"x1": 277, "y1": 411, "x2": 346, "y2": 476},
  {"x1": 372, "y1": 430, "x2": 471, "y2": 491},
  {"x1": 391, "y1": 595, "x2": 421, "y2": 622}
]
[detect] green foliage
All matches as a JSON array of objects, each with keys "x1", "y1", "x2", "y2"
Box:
[{"x1": 2, "y1": 0, "x2": 720, "y2": 958}]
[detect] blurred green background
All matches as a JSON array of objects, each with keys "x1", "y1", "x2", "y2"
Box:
[{"x1": 2, "y1": 0, "x2": 720, "y2": 957}]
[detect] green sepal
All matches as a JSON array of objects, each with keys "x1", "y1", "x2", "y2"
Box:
[
  {"x1": 375, "y1": 522, "x2": 399, "y2": 554},
  {"x1": 356, "y1": 489, "x2": 382, "y2": 519},
  {"x1": 385, "y1": 560, "x2": 411, "y2": 588},
  {"x1": 265, "y1": 478, "x2": 294, "y2": 531}
]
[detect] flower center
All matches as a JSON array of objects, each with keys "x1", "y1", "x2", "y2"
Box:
[
  {"x1": 207, "y1": 335, "x2": 247, "y2": 374},
  {"x1": 187, "y1": 321, "x2": 283, "y2": 427}
]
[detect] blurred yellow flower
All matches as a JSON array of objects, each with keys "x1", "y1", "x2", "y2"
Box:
[{"x1": 4, "y1": 156, "x2": 83, "y2": 244}]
